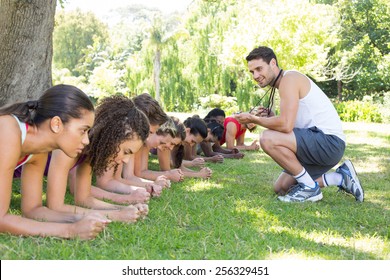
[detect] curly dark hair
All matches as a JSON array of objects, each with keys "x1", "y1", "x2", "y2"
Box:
[{"x1": 84, "y1": 95, "x2": 150, "y2": 176}]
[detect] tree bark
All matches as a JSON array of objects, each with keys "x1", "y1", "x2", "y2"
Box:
[
  {"x1": 153, "y1": 48, "x2": 161, "y2": 104},
  {"x1": 337, "y1": 80, "x2": 343, "y2": 101},
  {"x1": 0, "y1": 0, "x2": 57, "y2": 106}
]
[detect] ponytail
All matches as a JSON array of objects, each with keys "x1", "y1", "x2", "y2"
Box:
[{"x1": 0, "y1": 84, "x2": 94, "y2": 126}]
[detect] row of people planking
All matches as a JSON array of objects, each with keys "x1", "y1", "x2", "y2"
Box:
[{"x1": 0, "y1": 85, "x2": 258, "y2": 240}]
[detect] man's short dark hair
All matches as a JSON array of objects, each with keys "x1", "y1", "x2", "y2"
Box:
[{"x1": 246, "y1": 46, "x2": 278, "y2": 66}]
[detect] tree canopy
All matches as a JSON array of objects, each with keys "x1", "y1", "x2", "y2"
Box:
[{"x1": 51, "y1": 0, "x2": 389, "y2": 113}]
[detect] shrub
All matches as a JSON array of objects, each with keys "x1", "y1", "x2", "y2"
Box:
[
  {"x1": 334, "y1": 98, "x2": 382, "y2": 123},
  {"x1": 198, "y1": 94, "x2": 239, "y2": 116},
  {"x1": 377, "y1": 92, "x2": 390, "y2": 124}
]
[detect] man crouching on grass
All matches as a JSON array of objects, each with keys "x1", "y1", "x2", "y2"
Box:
[{"x1": 235, "y1": 46, "x2": 364, "y2": 203}]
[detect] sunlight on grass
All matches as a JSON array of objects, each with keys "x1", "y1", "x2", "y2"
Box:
[
  {"x1": 3, "y1": 122, "x2": 389, "y2": 260},
  {"x1": 249, "y1": 157, "x2": 270, "y2": 164},
  {"x1": 343, "y1": 122, "x2": 390, "y2": 133},
  {"x1": 233, "y1": 199, "x2": 390, "y2": 260},
  {"x1": 305, "y1": 231, "x2": 389, "y2": 258},
  {"x1": 358, "y1": 158, "x2": 389, "y2": 174},
  {"x1": 235, "y1": 201, "x2": 280, "y2": 226},
  {"x1": 185, "y1": 180, "x2": 223, "y2": 192},
  {"x1": 262, "y1": 228, "x2": 390, "y2": 260},
  {"x1": 267, "y1": 250, "x2": 312, "y2": 260},
  {"x1": 367, "y1": 196, "x2": 390, "y2": 210},
  {"x1": 346, "y1": 133, "x2": 390, "y2": 148}
]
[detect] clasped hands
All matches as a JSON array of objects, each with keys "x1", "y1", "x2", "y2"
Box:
[{"x1": 235, "y1": 106, "x2": 274, "y2": 124}]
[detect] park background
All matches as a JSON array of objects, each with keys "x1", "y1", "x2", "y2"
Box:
[{"x1": 0, "y1": 0, "x2": 389, "y2": 260}]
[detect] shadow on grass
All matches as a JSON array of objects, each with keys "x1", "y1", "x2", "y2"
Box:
[
  {"x1": 118, "y1": 151, "x2": 388, "y2": 260},
  {"x1": 2, "y1": 130, "x2": 389, "y2": 260}
]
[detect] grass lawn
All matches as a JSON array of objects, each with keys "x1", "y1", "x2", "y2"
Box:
[{"x1": 1, "y1": 122, "x2": 389, "y2": 260}]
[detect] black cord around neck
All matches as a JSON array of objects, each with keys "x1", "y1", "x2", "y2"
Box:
[
  {"x1": 248, "y1": 68, "x2": 283, "y2": 116},
  {"x1": 272, "y1": 68, "x2": 283, "y2": 87},
  {"x1": 267, "y1": 69, "x2": 283, "y2": 116}
]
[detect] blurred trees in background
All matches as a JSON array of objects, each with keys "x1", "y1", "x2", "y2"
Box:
[{"x1": 51, "y1": 0, "x2": 389, "y2": 120}]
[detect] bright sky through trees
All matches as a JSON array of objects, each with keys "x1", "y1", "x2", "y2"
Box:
[{"x1": 62, "y1": 0, "x2": 193, "y2": 17}]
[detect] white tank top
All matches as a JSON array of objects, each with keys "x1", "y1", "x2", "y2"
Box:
[
  {"x1": 12, "y1": 115, "x2": 33, "y2": 169},
  {"x1": 285, "y1": 71, "x2": 346, "y2": 142}
]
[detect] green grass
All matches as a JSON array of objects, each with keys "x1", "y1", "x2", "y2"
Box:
[{"x1": 1, "y1": 122, "x2": 389, "y2": 260}]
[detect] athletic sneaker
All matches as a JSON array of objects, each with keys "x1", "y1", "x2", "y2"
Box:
[
  {"x1": 336, "y1": 160, "x2": 364, "y2": 202},
  {"x1": 278, "y1": 182, "x2": 323, "y2": 202}
]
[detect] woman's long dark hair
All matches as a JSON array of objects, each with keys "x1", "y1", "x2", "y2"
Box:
[
  {"x1": 133, "y1": 93, "x2": 168, "y2": 126},
  {"x1": 170, "y1": 116, "x2": 186, "y2": 168},
  {"x1": 0, "y1": 84, "x2": 94, "y2": 126},
  {"x1": 85, "y1": 95, "x2": 150, "y2": 176}
]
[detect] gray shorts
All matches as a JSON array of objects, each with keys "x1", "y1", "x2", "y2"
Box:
[{"x1": 292, "y1": 126, "x2": 345, "y2": 180}]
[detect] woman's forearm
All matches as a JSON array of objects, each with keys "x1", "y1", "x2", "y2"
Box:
[
  {"x1": 23, "y1": 205, "x2": 82, "y2": 223},
  {"x1": 0, "y1": 213, "x2": 74, "y2": 238}
]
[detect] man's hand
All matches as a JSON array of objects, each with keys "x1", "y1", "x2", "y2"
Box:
[
  {"x1": 234, "y1": 112, "x2": 253, "y2": 124},
  {"x1": 253, "y1": 106, "x2": 275, "y2": 117}
]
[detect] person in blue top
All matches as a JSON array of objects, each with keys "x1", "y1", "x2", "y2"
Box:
[{"x1": 236, "y1": 46, "x2": 364, "y2": 203}]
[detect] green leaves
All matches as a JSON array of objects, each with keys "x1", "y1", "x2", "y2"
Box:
[
  {"x1": 53, "y1": 10, "x2": 109, "y2": 76},
  {"x1": 53, "y1": 0, "x2": 390, "y2": 112}
]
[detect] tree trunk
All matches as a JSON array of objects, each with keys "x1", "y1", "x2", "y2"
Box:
[
  {"x1": 337, "y1": 80, "x2": 343, "y2": 101},
  {"x1": 153, "y1": 48, "x2": 161, "y2": 104},
  {"x1": 0, "y1": 0, "x2": 57, "y2": 106}
]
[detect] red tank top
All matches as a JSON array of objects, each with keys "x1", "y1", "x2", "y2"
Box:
[{"x1": 220, "y1": 117, "x2": 246, "y2": 145}]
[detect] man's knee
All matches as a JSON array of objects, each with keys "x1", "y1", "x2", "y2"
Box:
[{"x1": 259, "y1": 130, "x2": 275, "y2": 151}]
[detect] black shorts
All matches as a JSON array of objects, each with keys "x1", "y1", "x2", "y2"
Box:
[{"x1": 293, "y1": 126, "x2": 345, "y2": 179}]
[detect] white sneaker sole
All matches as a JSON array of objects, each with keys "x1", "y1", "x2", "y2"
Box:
[
  {"x1": 278, "y1": 192, "x2": 323, "y2": 203},
  {"x1": 344, "y1": 160, "x2": 364, "y2": 202}
]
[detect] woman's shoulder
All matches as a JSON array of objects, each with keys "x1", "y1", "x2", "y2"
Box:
[
  {"x1": 0, "y1": 114, "x2": 17, "y2": 124},
  {"x1": 0, "y1": 116, "x2": 23, "y2": 162},
  {"x1": 0, "y1": 115, "x2": 21, "y2": 139}
]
